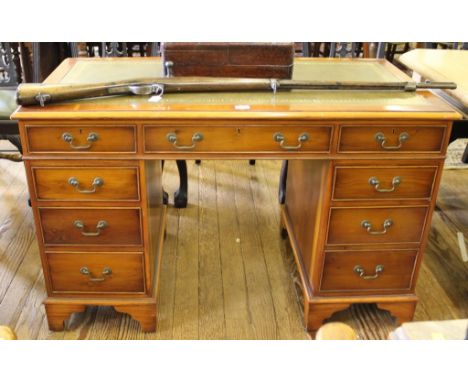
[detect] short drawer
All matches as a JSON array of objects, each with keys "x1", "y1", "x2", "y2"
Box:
[
  {"x1": 320, "y1": 250, "x2": 417, "y2": 292},
  {"x1": 338, "y1": 125, "x2": 446, "y2": 153},
  {"x1": 47, "y1": 252, "x2": 145, "y2": 293},
  {"x1": 327, "y1": 206, "x2": 428, "y2": 245},
  {"x1": 32, "y1": 166, "x2": 140, "y2": 201},
  {"x1": 25, "y1": 124, "x2": 136, "y2": 153},
  {"x1": 332, "y1": 166, "x2": 438, "y2": 200},
  {"x1": 39, "y1": 208, "x2": 142, "y2": 246},
  {"x1": 144, "y1": 124, "x2": 332, "y2": 153}
]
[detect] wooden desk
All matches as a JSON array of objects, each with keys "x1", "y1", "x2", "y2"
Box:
[{"x1": 12, "y1": 57, "x2": 461, "y2": 333}]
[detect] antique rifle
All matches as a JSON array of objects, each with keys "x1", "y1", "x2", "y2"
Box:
[{"x1": 16, "y1": 76, "x2": 457, "y2": 107}]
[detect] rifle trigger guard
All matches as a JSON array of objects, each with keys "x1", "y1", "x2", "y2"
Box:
[
  {"x1": 151, "y1": 84, "x2": 164, "y2": 97},
  {"x1": 128, "y1": 84, "x2": 164, "y2": 98}
]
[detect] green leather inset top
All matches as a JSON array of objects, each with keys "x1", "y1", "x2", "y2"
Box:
[{"x1": 57, "y1": 59, "x2": 435, "y2": 108}]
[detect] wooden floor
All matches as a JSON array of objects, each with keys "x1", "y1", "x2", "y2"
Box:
[{"x1": 0, "y1": 146, "x2": 466, "y2": 339}]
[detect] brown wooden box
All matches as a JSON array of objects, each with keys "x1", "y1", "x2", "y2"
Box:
[{"x1": 162, "y1": 42, "x2": 294, "y2": 79}]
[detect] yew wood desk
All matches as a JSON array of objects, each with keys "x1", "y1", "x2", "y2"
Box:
[{"x1": 12, "y1": 57, "x2": 461, "y2": 332}]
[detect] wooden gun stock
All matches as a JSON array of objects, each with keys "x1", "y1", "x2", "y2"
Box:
[{"x1": 16, "y1": 77, "x2": 457, "y2": 107}]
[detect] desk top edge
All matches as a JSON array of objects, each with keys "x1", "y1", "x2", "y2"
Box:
[{"x1": 12, "y1": 57, "x2": 462, "y2": 121}]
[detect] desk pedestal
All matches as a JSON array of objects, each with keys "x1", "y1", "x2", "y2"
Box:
[{"x1": 280, "y1": 156, "x2": 444, "y2": 331}]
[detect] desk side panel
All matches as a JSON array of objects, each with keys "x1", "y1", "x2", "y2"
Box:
[{"x1": 284, "y1": 159, "x2": 333, "y2": 293}]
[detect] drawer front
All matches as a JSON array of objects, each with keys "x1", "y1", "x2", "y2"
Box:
[
  {"x1": 32, "y1": 166, "x2": 140, "y2": 201},
  {"x1": 338, "y1": 125, "x2": 446, "y2": 153},
  {"x1": 39, "y1": 208, "x2": 142, "y2": 246},
  {"x1": 327, "y1": 207, "x2": 428, "y2": 245},
  {"x1": 144, "y1": 124, "x2": 332, "y2": 153},
  {"x1": 320, "y1": 250, "x2": 417, "y2": 292},
  {"x1": 47, "y1": 252, "x2": 145, "y2": 293},
  {"x1": 25, "y1": 125, "x2": 136, "y2": 153},
  {"x1": 333, "y1": 166, "x2": 437, "y2": 200}
]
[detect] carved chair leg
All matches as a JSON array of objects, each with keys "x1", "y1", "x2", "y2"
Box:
[
  {"x1": 174, "y1": 160, "x2": 188, "y2": 208},
  {"x1": 162, "y1": 190, "x2": 169, "y2": 205},
  {"x1": 7, "y1": 135, "x2": 23, "y2": 154},
  {"x1": 462, "y1": 143, "x2": 468, "y2": 163},
  {"x1": 278, "y1": 160, "x2": 288, "y2": 204},
  {"x1": 161, "y1": 160, "x2": 169, "y2": 205},
  {"x1": 0, "y1": 134, "x2": 22, "y2": 162}
]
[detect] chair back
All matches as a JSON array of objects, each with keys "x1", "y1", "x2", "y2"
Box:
[
  {"x1": 69, "y1": 42, "x2": 159, "y2": 58},
  {"x1": 0, "y1": 42, "x2": 20, "y2": 87},
  {"x1": 329, "y1": 42, "x2": 360, "y2": 58},
  {"x1": 328, "y1": 42, "x2": 387, "y2": 59},
  {"x1": 424, "y1": 42, "x2": 468, "y2": 50}
]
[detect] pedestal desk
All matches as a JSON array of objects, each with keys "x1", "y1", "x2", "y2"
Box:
[{"x1": 12, "y1": 57, "x2": 461, "y2": 332}]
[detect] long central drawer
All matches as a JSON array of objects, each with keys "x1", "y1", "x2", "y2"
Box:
[{"x1": 144, "y1": 124, "x2": 332, "y2": 153}]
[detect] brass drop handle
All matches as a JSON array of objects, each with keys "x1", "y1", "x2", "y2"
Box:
[
  {"x1": 361, "y1": 219, "x2": 393, "y2": 235},
  {"x1": 73, "y1": 220, "x2": 108, "y2": 236},
  {"x1": 374, "y1": 132, "x2": 409, "y2": 150},
  {"x1": 273, "y1": 132, "x2": 309, "y2": 150},
  {"x1": 166, "y1": 132, "x2": 203, "y2": 149},
  {"x1": 62, "y1": 132, "x2": 99, "y2": 150},
  {"x1": 353, "y1": 264, "x2": 384, "y2": 280},
  {"x1": 68, "y1": 177, "x2": 104, "y2": 193},
  {"x1": 80, "y1": 266, "x2": 112, "y2": 282},
  {"x1": 368, "y1": 176, "x2": 401, "y2": 193}
]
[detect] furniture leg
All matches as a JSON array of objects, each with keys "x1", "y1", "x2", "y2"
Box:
[
  {"x1": 114, "y1": 303, "x2": 157, "y2": 332},
  {"x1": 377, "y1": 300, "x2": 417, "y2": 326},
  {"x1": 278, "y1": 160, "x2": 288, "y2": 204},
  {"x1": 306, "y1": 302, "x2": 352, "y2": 332},
  {"x1": 44, "y1": 302, "x2": 87, "y2": 331},
  {"x1": 174, "y1": 160, "x2": 188, "y2": 208}
]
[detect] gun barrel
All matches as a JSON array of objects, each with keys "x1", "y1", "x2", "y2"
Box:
[{"x1": 416, "y1": 81, "x2": 457, "y2": 90}]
